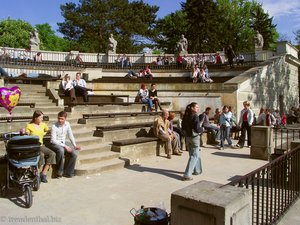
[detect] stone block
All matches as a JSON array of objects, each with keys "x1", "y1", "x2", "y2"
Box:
[
  {"x1": 250, "y1": 126, "x2": 272, "y2": 160},
  {"x1": 171, "y1": 180, "x2": 252, "y2": 225}
]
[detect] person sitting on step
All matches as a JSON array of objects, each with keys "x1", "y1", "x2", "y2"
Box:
[
  {"x1": 60, "y1": 74, "x2": 77, "y2": 103},
  {"x1": 72, "y1": 72, "x2": 89, "y2": 102},
  {"x1": 149, "y1": 83, "x2": 162, "y2": 111},
  {"x1": 26, "y1": 110, "x2": 56, "y2": 183},
  {"x1": 138, "y1": 83, "x2": 153, "y2": 112},
  {"x1": 153, "y1": 110, "x2": 182, "y2": 159}
]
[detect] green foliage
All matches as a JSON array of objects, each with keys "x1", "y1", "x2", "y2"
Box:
[
  {"x1": 35, "y1": 23, "x2": 73, "y2": 51},
  {"x1": 295, "y1": 30, "x2": 300, "y2": 45},
  {"x1": 0, "y1": 18, "x2": 33, "y2": 48},
  {"x1": 153, "y1": 0, "x2": 278, "y2": 54},
  {"x1": 250, "y1": 3, "x2": 278, "y2": 50},
  {"x1": 153, "y1": 10, "x2": 188, "y2": 53},
  {"x1": 58, "y1": 0, "x2": 159, "y2": 53},
  {"x1": 182, "y1": 0, "x2": 222, "y2": 53}
]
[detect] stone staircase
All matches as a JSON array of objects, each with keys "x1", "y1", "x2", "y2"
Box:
[{"x1": 0, "y1": 83, "x2": 130, "y2": 176}]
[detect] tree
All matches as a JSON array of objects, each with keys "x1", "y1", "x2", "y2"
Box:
[
  {"x1": 153, "y1": 10, "x2": 188, "y2": 53},
  {"x1": 58, "y1": 0, "x2": 159, "y2": 53},
  {"x1": 35, "y1": 23, "x2": 73, "y2": 51},
  {"x1": 182, "y1": 0, "x2": 222, "y2": 53},
  {"x1": 295, "y1": 30, "x2": 300, "y2": 45},
  {"x1": 0, "y1": 18, "x2": 33, "y2": 49},
  {"x1": 250, "y1": 3, "x2": 278, "y2": 50}
]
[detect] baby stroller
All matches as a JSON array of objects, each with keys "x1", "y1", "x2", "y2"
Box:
[{"x1": 0, "y1": 133, "x2": 41, "y2": 208}]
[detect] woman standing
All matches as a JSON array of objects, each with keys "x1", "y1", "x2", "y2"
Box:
[
  {"x1": 219, "y1": 105, "x2": 233, "y2": 150},
  {"x1": 26, "y1": 110, "x2": 56, "y2": 183},
  {"x1": 182, "y1": 102, "x2": 204, "y2": 181}
]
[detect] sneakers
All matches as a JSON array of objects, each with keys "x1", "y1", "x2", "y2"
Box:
[
  {"x1": 167, "y1": 155, "x2": 172, "y2": 159},
  {"x1": 218, "y1": 147, "x2": 224, "y2": 150},
  {"x1": 40, "y1": 173, "x2": 48, "y2": 183},
  {"x1": 234, "y1": 144, "x2": 242, "y2": 149},
  {"x1": 182, "y1": 176, "x2": 193, "y2": 181},
  {"x1": 173, "y1": 152, "x2": 182, "y2": 156}
]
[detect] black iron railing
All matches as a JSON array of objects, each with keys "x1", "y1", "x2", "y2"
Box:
[
  {"x1": 273, "y1": 127, "x2": 300, "y2": 154},
  {"x1": 228, "y1": 127, "x2": 300, "y2": 225}
]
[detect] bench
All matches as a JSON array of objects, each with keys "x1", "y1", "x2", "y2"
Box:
[
  {"x1": 81, "y1": 110, "x2": 178, "y2": 119},
  {"x1": 0, "y1": 115, "x2": 49, "y2": 122},
  {"x1": 96, "y1": 122, "x2": 154, "y2": 131},
  {"x1": 0, "y1": 103, "x2": 35, "y2": 108},
  {"x1": 111, "y1": 137, "x2": 163, "y2": 162},
  {"x1": 4, "y1": 77, "x2": 61, "y2": 85},
  {"x1": 59, "y1": 93, "x2": 130, "y2": 105}
]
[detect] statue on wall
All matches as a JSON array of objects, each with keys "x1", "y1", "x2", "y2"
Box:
[
  {"x1": 108, "y1": 34, "x2": 117, "y2": 54},
  {"x1": 254, "y1": 30, "x2": 264, "y2": 50},
  {"x1": 177, "y1": 34, "x2": 188, "y2": 55},
  {"x1": 29, "y1": 29, "x2": 40, "y2": 51}
]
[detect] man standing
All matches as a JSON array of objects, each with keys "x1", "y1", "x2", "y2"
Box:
[
  {"x1": 73, "y1": 72, "x2": 89, "y2": 102},
  {"x1": 153, "y1": 110, "x2": 182, "y2": 159},
  {"x1": 50, "y1": 111, "x2": 80, "y2": 178},
  {"x1": 235, "y1": 101, "x2": 254, "y2": 148}
]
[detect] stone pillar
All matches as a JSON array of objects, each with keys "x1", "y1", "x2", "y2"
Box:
[
  {"x1": 250, "y1": 126, "x2": 272, "y2": 160},
  {"x1": 171, "y1": 180, "x2": 252, "y2": 225}
]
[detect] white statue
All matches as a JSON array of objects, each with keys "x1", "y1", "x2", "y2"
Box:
[
  {"x1": 108, "y1": 34, "x2": 117, "y2": 54},
  {"x1": 254, "y1": 31, "x2": 264, "y2": 50},
  {"x1": 177, "y1": 34, "x2": 188, "y2": 54},
  {"x1": 29, "y1": 29, "x2": 40, "y2": 50}
]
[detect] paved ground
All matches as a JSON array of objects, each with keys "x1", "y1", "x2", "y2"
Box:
[{"x1": 0, "y1": 142, "x2": 299, "y2": 225}]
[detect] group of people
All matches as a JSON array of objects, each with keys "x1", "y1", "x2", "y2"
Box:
[
  {"x1": 0, "y1": 47, "x2": 43, "y2": 62},
  {"x1": 136, "y1": 83, "x2": 162, "y2": 112},
  {"x1": 60, "y1": 72, "x2": 92, "y2": 103},
  {"x1": 153, "y1": 100, "x2": 291, "y2": 181},
  {"x1": 25, "y1": 110, "x2": 80, "y2": 183},
  {"x1": 190, "y1": 64, "x2": 213, "y2": 83},
  {"x1": 287, "y1": 106, "x2": 300, "y2": 124},
  {"x1": 116, "y1": 54, "x2": 132, "y2": 68},
  {"x1": 125, "y1": 65, "x2": 154, "y2": 80}
]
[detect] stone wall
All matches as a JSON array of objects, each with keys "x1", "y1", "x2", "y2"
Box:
[{"x1": 222, "y1": 54, "x2": 299, "y2": 118}]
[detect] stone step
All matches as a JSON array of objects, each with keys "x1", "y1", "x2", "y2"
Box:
[
  {"x1": 0, "y1": 106, "x2": 64, "y2": 116},
  {"x1": 79, "y1": 143, "x2": 112, "y2": 155},
  {"x1": 95, "y1": 127, "x2": 151, "y2": 143},
  {"x1": 73, "y1": 129, "x2": 94, "y2": 139},
  {"x1": 78, "y1": 151, "x2": 119, "y2": 165},
  {"x1": 68, "y1": 104, "x2": 146, "y2": 115},
  {"x1": 75, "y1": 158, "x2": 129, "y2": 176},
  {"x1": 75, "y1": 136, "x2": 102, "y2": 147},
  {"x1": 79, "y1": 116, "x2": 158, "y2": 126}
]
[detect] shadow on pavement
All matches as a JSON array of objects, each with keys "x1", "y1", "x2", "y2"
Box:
[
  {"x1": 126, "y1": 163, "x2": 184, "y2": 181},
  {"x1": 212, "y1": 151, "x2": 250, "y2": 159}
]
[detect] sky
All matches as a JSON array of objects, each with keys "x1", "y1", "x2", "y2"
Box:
[{"x1": 0, "y1": 0, "x2": 299, "y2": 44}]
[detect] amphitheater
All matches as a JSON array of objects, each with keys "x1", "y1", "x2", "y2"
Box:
[{"x1": 0, "y1": 41, "x2": 299, "y2": 225}]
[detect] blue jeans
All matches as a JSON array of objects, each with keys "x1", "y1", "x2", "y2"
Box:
[
  {"x1": 51, "y1": 143, "x2": 78, "y2": 177},
  {"x1": 184, "y1": 136, "x2": 202, "y2": 178},
  {"x1": 141, "y1": 98, "x2": 153, "y2": 112},
  {"x1": 220, "y1": 125, "x2": 232, "y2": 147},
  {"x1": 204, "y1": 124, "x2": 220, "y2": 140}
]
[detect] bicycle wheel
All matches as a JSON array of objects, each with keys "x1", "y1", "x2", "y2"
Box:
[
  {"x1": 24, "y1": 185, "x2": 33, "y2": 208},
  {"x1": 33, "y1": 177, "x2": 40, "y2": 191},
  {"x1": 32, "y1": 167, "x2": 40, "y2": 191}
]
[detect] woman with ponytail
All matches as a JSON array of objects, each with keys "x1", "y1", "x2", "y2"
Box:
[{"x1": 182, "y1": 102, "x2": 204, "y2": 181}]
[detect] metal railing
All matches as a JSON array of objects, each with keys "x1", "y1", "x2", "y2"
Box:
[
  {"x1": 228, "y1": 127, "x2": 300, "y2": 225},
  {"x1": 273, "y1": 127, "x2": 300, "y2": 154}
]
